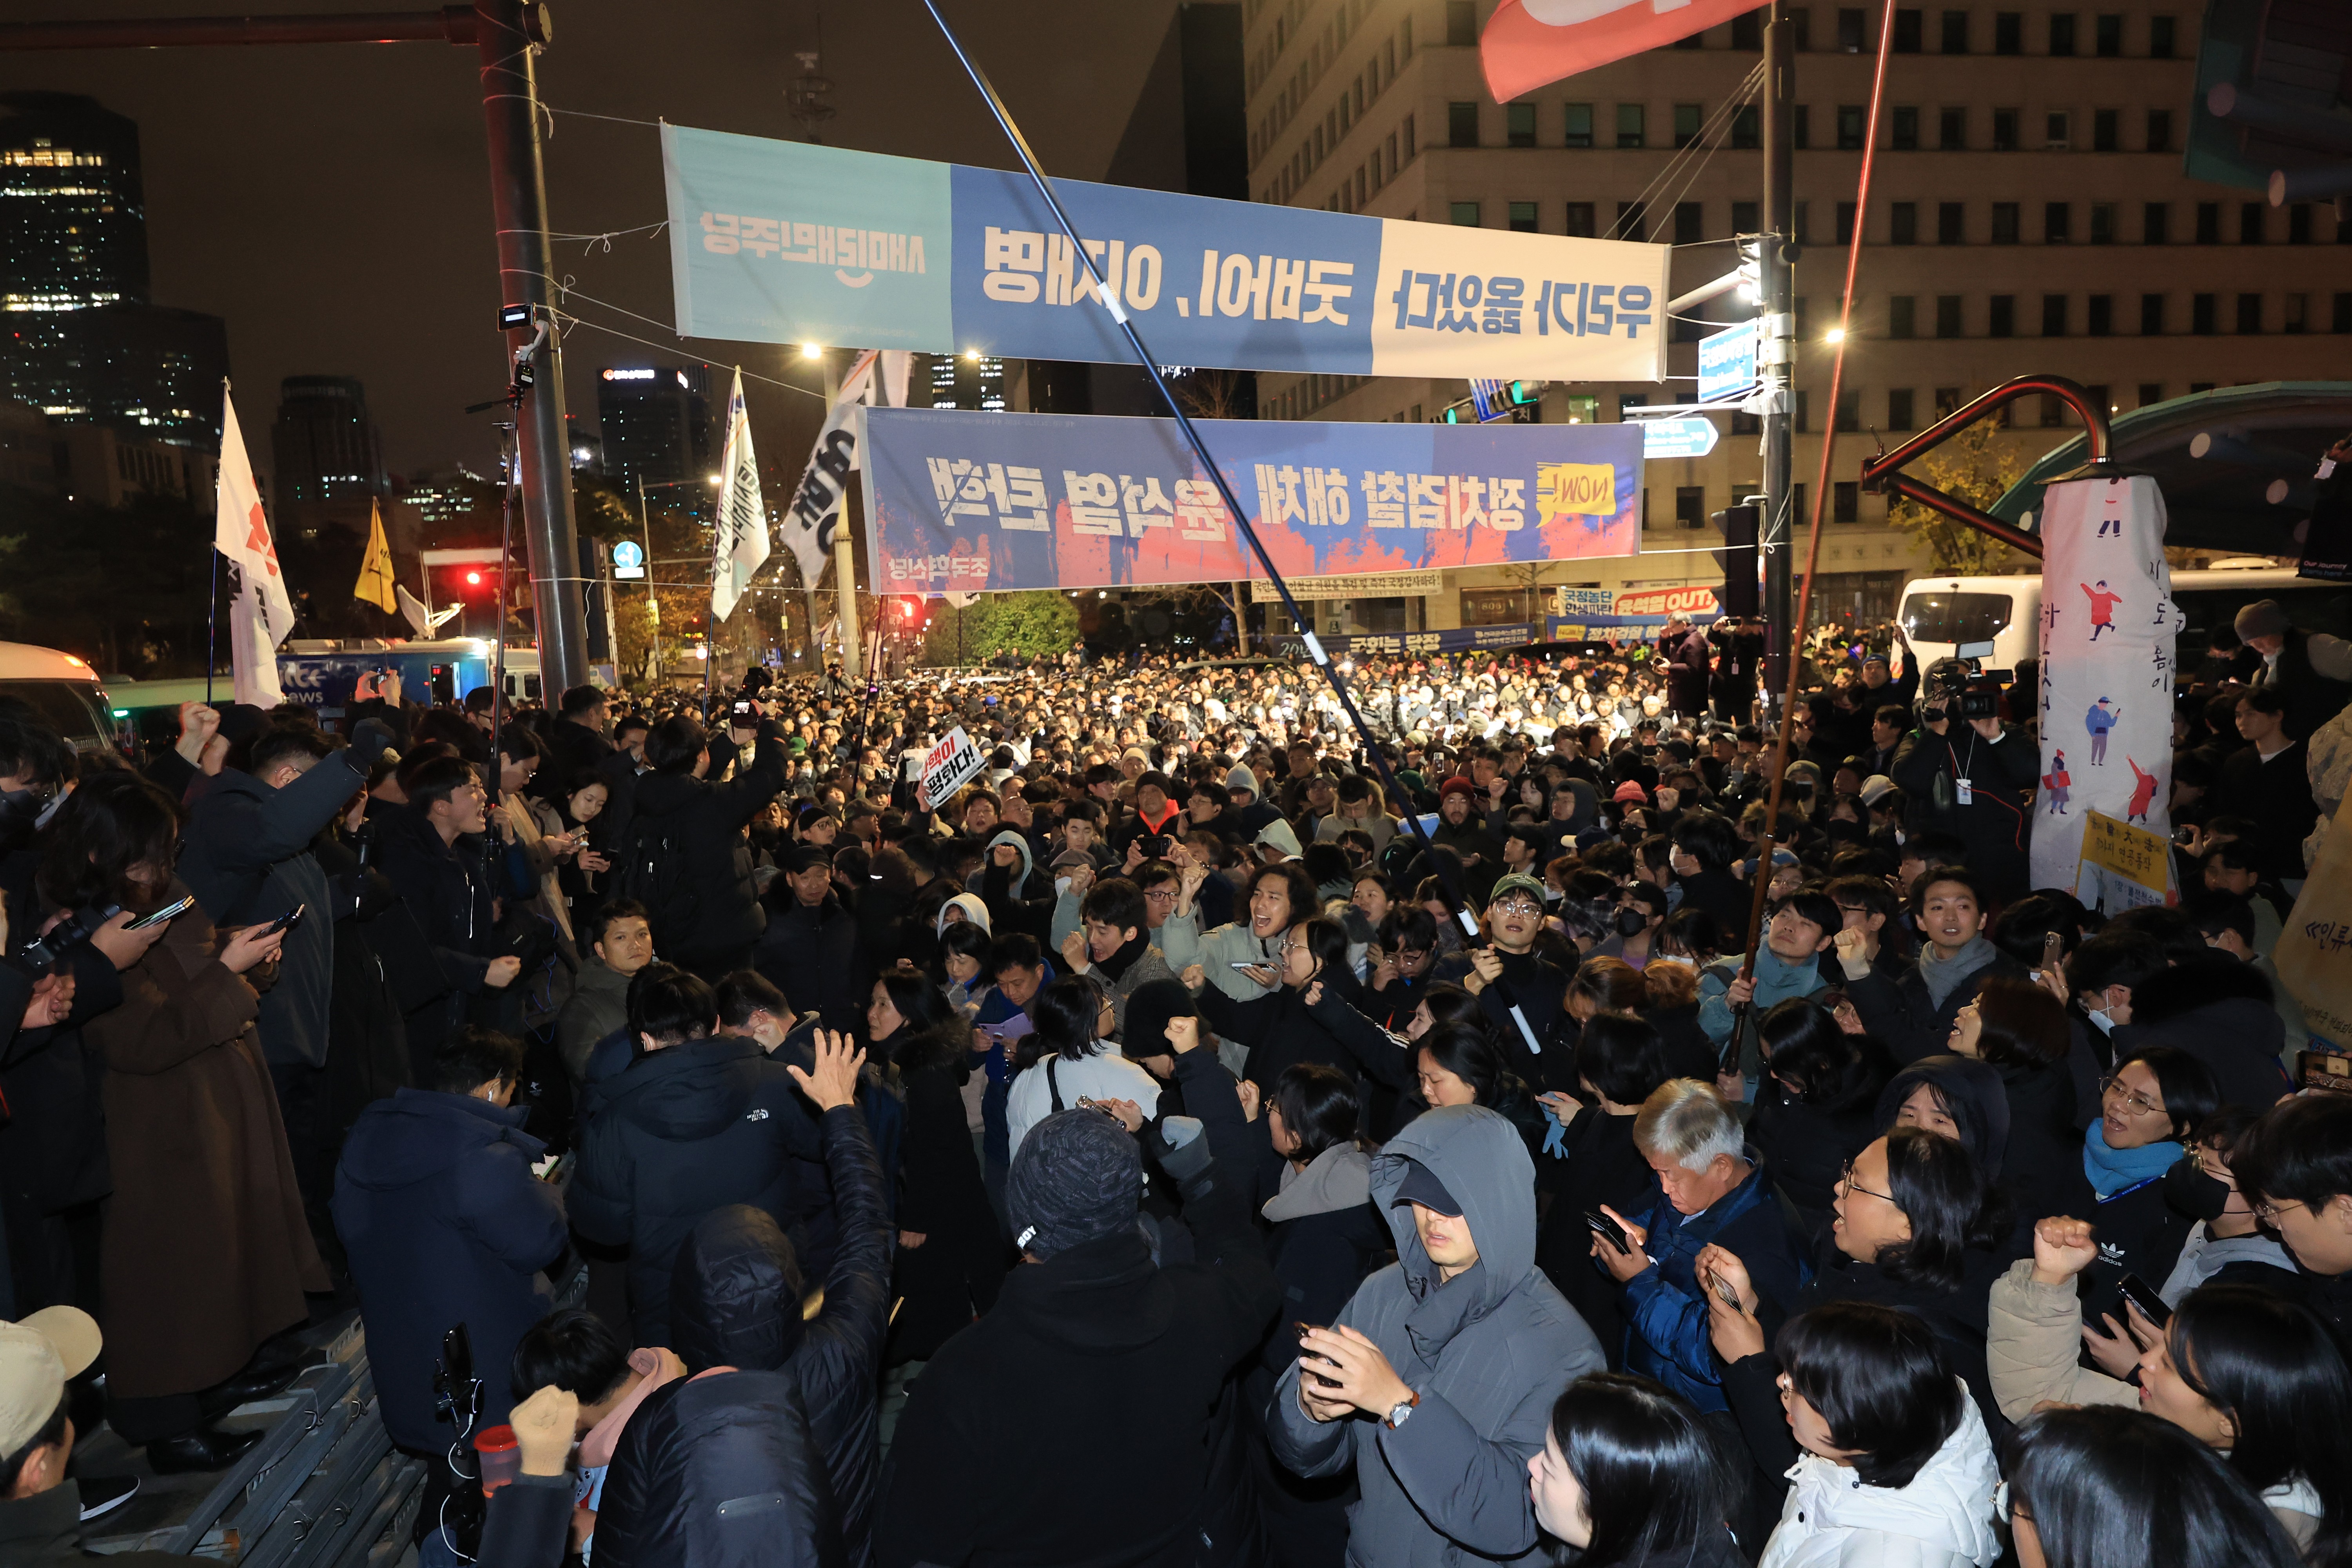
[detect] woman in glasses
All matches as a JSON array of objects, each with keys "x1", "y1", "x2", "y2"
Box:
[{"x1": 2071, "y1": 1044, "x2": 2221, "y2": 1330}]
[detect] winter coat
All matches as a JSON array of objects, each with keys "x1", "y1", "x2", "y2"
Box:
[
  {"x1": 557, "y1": 957, "x2": 632, "y2": 1087},
  {"x1": 1890, "y1": 724, "x2": 2039, "y2": 902},
  {"x1": 569, "y1": 1035, "x2": 826, "y2": 1347},
  {"x1": 1005, "y1": 1046, "x2": 1161, "y2": 1160},
  {"x1": 2218, "y1": 737, "x2": 2319, "y2": 883},
  {"x1": 1675, "y1": 867, "x2": 1755, "y2": 942},
  {"x1": 594, "y1": 1368, "x2": 845, "y2": 1568},
  {"x1": 875, "y1": 1086, "x2": 1279, "y2": 1568},
  {"x1": 1756, "y1": 1386, "x2": 2000, "y2": 1568},
  {"x1": 330, "y1": 1088, "x2": 568, "y2": 1450},
  {"x1": 667, "y1": 1101, "x2": 893, "y2": 1568},
  {"x1": 1984, "y1": 1258, "x2": 2141, "y2": 1423},
  {"x1": 1839, "y1": 944, "x2": 2027, "y2": 1067},
  {"x1": 1748, "y1": 1083, "x2": 1884, "y2": 1245},
  {"x1": 1472, "y1": 950, "x2": 1575, "y2": 1093},
  {"x1": 1094, "y1": 938, "x2": 1179, "y2": 1043},
  {"x1": 622, "y1": 722, "x2": 790, "y2": 969},
  {"x1": 1700, "y1": 950, "x2": 1832, "y2": 1080},
  {"x1": 890, "y1": 1044, "x2": 1005, "y2": 1361},
  {"x1": 1620, "y1": 1151, "x2": 1811, "y2": 1415},
  {"x1": 2109, "y1": 958, "x2": 2294, "y2": 1112},
  {"x1": 1533, "y1": 1107, "x2": 1661, "y2": 1369},
  {"x1": 0, "y1": 1481, "x2": 203, "y2": 1568},
  {"x1": 1270, "y1": 1106, "x2": 1606, "y2": 1568},
  {"x1": 312, "y1": 833, "x2": 417, "y2": 1141},
  {"x1": 374, "y1": 804, "x2": 502, "y2": 1073},
  {"x1": 1792, "y1": 1239, "x2": 2014, "y2": 1445},
  {"x1": 1256, "y1": 1145, "x2": 1389, "y2": 1382},
  {"x1": 1988, "y1": 1058, "x2": 2094, "y2": 1223},
  {"x1": 83, "y1": 888, "x2": 327, "y2": 1399},
  {"x1": 1162, "y1": 909, "x2": 1285, "y2": 1003},
  {"x1": 756, "y1": 892, "x2": 864, "y2": 1033}
]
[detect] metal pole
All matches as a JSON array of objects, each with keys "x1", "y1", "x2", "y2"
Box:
[
  {"x1": 1759, "y1": 0, "x2": 1797, "y2": 709},
  {"x1": 475, "y1": 0, "x2": 588, "y2": 695},
  {"x1": 636, "y1": 475, "x2": 659, "y2": 684},
  {"x1": 821, "y1": 355, "x2": 861, "y2": 682},
  {"x1": 205, "y1": 549, "x2": 219, "y2": 705}
]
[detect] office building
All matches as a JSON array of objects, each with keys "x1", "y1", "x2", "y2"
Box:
[
  {"x1": 595, "y1": 364, "x2": 715, "y2": 506},
  {"x1": 0, "y1": 398, "x2": 220, "y2": 510},
  {"x1": 0, "y1": 93, "x2": 229, "y2": 453},
  {"x1": 931, "y1": 352, "x2": 1008, "y2": 411},
  {"x1": 1242, "y1": 0, "x2": 2348, "y2": 636},
  {"x1": 269, "y1": 376, "x2": 387, "y2": 539}
]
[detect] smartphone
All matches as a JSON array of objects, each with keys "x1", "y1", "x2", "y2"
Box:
[
  {"x1": 1710, "y1": 1273, "x2": 1742, "y2": 1309},
  {"x1": 264, "y1": 903, "x2": 307, "y2": 936},
  {"x1": 1584, "y1": 1209, "x2": 1631, "y2": 1254},
  {"x1": 122, "y1": 895, "x2": 196, "y2": 933},
  {"x1": 534, "y1": 1152, "x2": 570, "y2": 1185},
  {"x1": 1294, "y1": 1322, "x2": 1341, "y2": 1387},
  {"x1": 1230, "y1": 960, "x2": 1269, "y2": 971},
  {"x1": 731, "y1": 699, "x2": 757, "y2": 722},
  {"x1": 2117, "y1": 1272, "x2": 2172, "y2": 1328}
]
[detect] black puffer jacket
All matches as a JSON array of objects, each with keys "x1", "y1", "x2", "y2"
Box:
[
  {"x1": 668, "y1": 1102, "x2": 894, "y2": 1568},
  {"x1": 593, "y1": 1367, "x2": 844, "y2": 1568},
  {"x1": 621, "y1": 721, "x2": 789, "y2": 969},
  {"x1": 568, "y1": 1036, "x2": 825, "y2": 1347},
  {"x1": 2112, "y1": 957, "x2": 2294, "y2": 1112}
]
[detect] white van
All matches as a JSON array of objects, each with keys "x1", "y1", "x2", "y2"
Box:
[
  {"x1": 1895, "y1": 563, "x2": 2350, "y2": 674},
  {"x1": 0, "y1": 642, "x2": 127, "y2": 757}
]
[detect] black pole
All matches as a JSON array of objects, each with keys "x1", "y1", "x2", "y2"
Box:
[{"x1": 1759, "y1": 0, "x2": 1797, "y2": 709}]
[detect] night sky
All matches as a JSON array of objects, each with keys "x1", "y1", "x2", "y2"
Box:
[{"x1": 2, "y1": 0, "x2": 1183, "y2": 486}]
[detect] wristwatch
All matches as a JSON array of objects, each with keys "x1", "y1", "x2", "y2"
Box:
[{"x1": 1385, "y1": 1390, "x2": 1419, "y2": 1430}]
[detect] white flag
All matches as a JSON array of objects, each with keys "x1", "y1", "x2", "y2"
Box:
[
  {"x1": 213, "y1": 386, "x2": 294, "y2": 706},
  {"x1": 779, "y1": 348, "x2": 882, "y2": 592},
  {"x1": 710, "y1": 370, "x2": 769, "y2": 621}
]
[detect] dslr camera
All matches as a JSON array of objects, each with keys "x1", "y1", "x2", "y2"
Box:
[{"x1": 20, "y1": 904, "x2": 121, "y2": 975}]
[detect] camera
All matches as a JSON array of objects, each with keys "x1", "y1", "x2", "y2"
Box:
[
  {"x1": 21, "y1": 904, "x2": 121, "y2": 975},
  {"x1": 1921, "y1": 657, "x2": 2011, "y2": 723}
]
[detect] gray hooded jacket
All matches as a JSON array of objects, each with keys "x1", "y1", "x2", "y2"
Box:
[{"x1": 1269, "y1": 1105, "x2": 1604, "y2": 1567}]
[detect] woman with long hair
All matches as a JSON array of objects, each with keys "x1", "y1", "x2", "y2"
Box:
[
  {"x1": 1748, "y1": 1000, "x2": 1893, "y2": 1240},
  {"x1": 1413, "y1": 1020, "x2": 1548, "y2": 1157},
  {"x1": 2002, "y1": 1405, "x2": 2303, "y2": 1568},
  {"x1": 1529, "y1": 1373, "x2": 1743, "y2": 1567},
  {"x1": 1944, "y1": 975, "x2": 2090, "y2": 1222},
  {"x1": 869, "y1": 970, "x2": 1004, "y2": 1362},
  {"x1": 1187, "y1": 911, "x2": 1365, "y2": 1094},
  {"x1": 50, "y1": 771, "x2": 324, "y2": 1472}
]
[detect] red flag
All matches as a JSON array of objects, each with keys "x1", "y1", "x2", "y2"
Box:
[{"x1": 1481, "y1": 0, "x2": 1762, "y2": 103}]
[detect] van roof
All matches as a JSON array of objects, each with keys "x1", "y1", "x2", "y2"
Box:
[{"x1": 0, "y1": 642, "x2": 102, "y2": 682}]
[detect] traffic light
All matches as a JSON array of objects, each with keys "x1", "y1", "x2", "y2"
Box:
[
  {"x1": 1736, "y1": 236, "x2": 1763, "y2": 307},
  {"x1": 898, "y1": 597, "x2": 926, "y2": 629}
]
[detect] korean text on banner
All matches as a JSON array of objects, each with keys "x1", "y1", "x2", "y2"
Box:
[
  {"x1": 711, "y1": 369, "x2": 769, "y2": 621},
  {"x1": 661, "y1": 123, "x2": 1667, "y2": 386},
  {"x1": 861, "y1": 408, "x2": 1642, "y2": 595},
  {"x1": 2276, "y1": 785, "x2": 2352, "y2": 1047},
  {"x1": 916, "y1": 727, "x2": 986, "y2": 812},
  {"x1": 2031, "y1": 475, "x2": 2177, "y2": 904},
  {"x1": 2076, "y1": 810, "x2": 2175, "y2": 912}
]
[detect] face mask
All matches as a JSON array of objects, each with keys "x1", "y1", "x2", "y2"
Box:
[
  {"x1": 2085, "y1": 1006, "x2": 2115, "y2": 1036},
  {"x1": 1615, "y1": 908, "x2": 1649, "y2": 937},
  {"x1": 1053, "y1": 877, "x2": 1072, "y2": 897},
  {"x1": 0, "y1": 785, "x2": 55, "y2": 854},
  {"x1": 2161, "y1": 1154, "x2": 2232, "y2": 1223},
  {"x1": 1651, "y1": 953, "x2": 1697, "y2": 970}
]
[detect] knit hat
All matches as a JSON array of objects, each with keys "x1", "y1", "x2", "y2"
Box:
[
  {"x1": 1120, "y1": 978, "x2": 1195, "y2": 1058},
  {"x1": 1859, "y1": 774, "x2": 1897, "y2": 805},
  {"x1": 1611, "y1": 780, "x2": 1649, "y2": 804},
  {"x1": 1489, "y1": 873, "x2": 1548, "y2": 908},
  {"x1": 1224, "y1": 763, "x2": 1260, "y2": 799},
  {"x1": 1438, "y1": 775, "x2": 1478, "y2": 802},
  {"x1": 1006, "y1": 1109, "x2": 1142, "y2": 1260},
  {"x1": 2234, "y1": 599, "x2": 2289, "y2": 642}
]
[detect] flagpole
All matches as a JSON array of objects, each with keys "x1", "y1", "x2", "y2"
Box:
[{"x1": 205, "y1": 548, "x2": 219, "y2": 706}]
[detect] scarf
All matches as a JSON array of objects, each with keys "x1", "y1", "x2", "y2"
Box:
[
  {"x1": 2083, "y1": 1119, "x2": 2182, "y2": 1200},
  {"x1": 1096, "y1": 929, "x2": 1153, "y2": 983},
  {"x1": 1918, "y1": 933, "x2": 1999, "y2": 1011}
]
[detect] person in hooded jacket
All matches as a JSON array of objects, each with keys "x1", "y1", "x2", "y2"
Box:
[
  {"x1": 619, "y1": 712, "x2": 789, "y2": 982},
  {"x1": 974, "y1": 828, "x2": 1053, "y2": 942},
  {"x1": 1832, "y1": 869, "x2": 2024, "y2": 1067},
  {"x1": 876, "y1": 1048, "x2": 1281, "y2": 1568},
  {"x1": 567, "y1": 964, "x2": 825, "y2": 1347},
  {"x1": 1269, "y1": 1103, "x2": 1605, "y2": 1567},
  {"x1": 2104, "y1": 955, "x2": 2293, "y2": 1114},
  {"x1": 332, "y1": 1026, "x2": 569, "y2": 1461},
  {"x1": 1247, "y1": 1063, "x2": 1389, "y2": 1568},
  {"x1": 661, "y1": 1030, "x2": 892, "y2": 1568}
]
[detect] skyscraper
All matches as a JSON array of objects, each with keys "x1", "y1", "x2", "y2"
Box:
[
  {"x1": 271, "y1": 377, "x2": 387, "y2": 507},
  {"x1": 595, "y1": 364, "x2": 715, "y2": 507},
  {"x1": 0, "y1": 92, "x2": 229, "y2": 453}
]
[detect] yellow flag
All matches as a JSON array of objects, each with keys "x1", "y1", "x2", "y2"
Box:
[{"x1": 354, "y1": 500, "x2": 397, "y2": 613}]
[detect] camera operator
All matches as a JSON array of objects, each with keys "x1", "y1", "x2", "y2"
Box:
[{"x1": 1891, "y1": 661, "x2": 2038, "y2": 903}]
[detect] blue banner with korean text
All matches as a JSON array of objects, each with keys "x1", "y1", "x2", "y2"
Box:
[
  {"x1": 662, "y1": 124, "x2": 1668, "y2": 383},
  {"x1": 861, "y1": 407, "x2": 1642, "y2": 595}
]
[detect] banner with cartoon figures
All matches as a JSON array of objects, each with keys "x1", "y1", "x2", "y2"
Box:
[{"x1": 2029, "y1": 474, "x2": 2178, "y2": 907}]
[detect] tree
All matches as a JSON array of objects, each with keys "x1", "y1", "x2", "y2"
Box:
[
  {"x1": 1885, "y1": 418, "x2": 2033, "y2": 575},
  {"x1": 921, "y1": 590, "x2": 1080, "y2": 665}
]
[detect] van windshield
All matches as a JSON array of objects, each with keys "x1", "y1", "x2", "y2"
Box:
[{"x1": 1901, "y1": 592, "x2": 2014, "y2": 645}]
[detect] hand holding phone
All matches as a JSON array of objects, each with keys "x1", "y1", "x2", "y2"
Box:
[
  {"x1": 2117, "y1": 1272, "x2": 2172, "y2": 1329},
  {"x1": 123, "y1": 895, "x2": 196, "y2": 934},
  {"x1": 264, "y1": 904, "x2": 307, "y2": 936}
]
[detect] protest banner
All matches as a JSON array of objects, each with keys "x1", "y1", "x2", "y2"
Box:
[
  {"x1": 861, "y1": 407, "x2": 1641, "y2": 595},
  {"x1": 2276, "y1": 786, "x2": 2352, "y2": 1049},
  {"x1": 662, "y1": 125, "x2": 1668, "y2": 385},
  {"x1": 915, "y1": 726, "x2": 986, "y2": 811},
  {"x1": 2074, "y1": 809, "x2": 2175, "y2": 912}
]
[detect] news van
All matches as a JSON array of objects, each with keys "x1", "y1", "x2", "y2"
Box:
[
  {"x1": 1896, "y1": 562, "x2": 2348, "y2": 673},
  {"x1": 0, "y1": 642, "x2": 126, "y2": 758}
]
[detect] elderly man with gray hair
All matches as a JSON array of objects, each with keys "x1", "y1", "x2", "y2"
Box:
[{"x1": 1589, "y1": 1079, "x2": 1809, "y2": 1419}]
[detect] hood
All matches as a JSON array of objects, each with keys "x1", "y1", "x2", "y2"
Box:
[
  {"x1": 1874, "y1": 1055, "x2": 2011, "y2": 1180},
  {"x1": 1255, "y1": 818, "x2": 1303, "y2": 860},
  {"x1": 337, "y1": 1089, "x2": 540, "y2": 1191},
  {"x1": 604, "y1": 1037, "x2": 766, "y2": 1141},
  {"x1": 670, "y1": 1205, "x2": 805, "y2": 1373},
  {"x1": 1371, "y1": 1105, "x2": 1539, "y2": 1333},
  {"x1": 2131, "y1": 955, "x2": 2274, "y2": 1025},
  {"x1": 1225, "y1": 763, "x2": 1259, "y2": 797},
  {"x1": 1778, "y1": 1387, "x2": 1998, "y2": 1565},
  {"x1": 938, "y1": 892, "x2": 993, "y2": 936},
  {"x1": 986, "y1": 829, "x2": 1036, "y2": 897},
  {"x1": 1264, "y1": 1142, "x2": 1373, "y2": 1223}
]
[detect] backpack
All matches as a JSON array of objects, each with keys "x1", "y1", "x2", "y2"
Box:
[{"x1": 616, "y1": 812, "x2": 698, "y2": 952}]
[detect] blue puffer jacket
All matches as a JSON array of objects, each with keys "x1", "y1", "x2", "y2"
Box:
[{"x1": 1619, "y1": 1151, "x2": 1811, "y2": 1414}]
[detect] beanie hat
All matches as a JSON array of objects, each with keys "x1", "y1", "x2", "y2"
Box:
[
  {"x1": 1120, "y1": 978, "x2": 1195, "y2": 1058},
  {"x1": 1006, "y1": 1109, "x2": 1142, "y2": 1260},
  {"x1": 2234, "y1": 599, "x2": 2289, "y2": 642},
  {"x1": 1439, "y1": 775, "x2": 1478, "y2": 802},
  {"x1": 1859, "y1": 774, "x2": 1897, "y2": 805},
  {"x1": 1611, "y1": 780, "x2": 1649, "y2": 804}
]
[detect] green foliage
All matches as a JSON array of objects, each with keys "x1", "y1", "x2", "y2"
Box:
[
  {"x1": 922, "y1": 590, "x2": 1080, "y2": 665},
  {"x1": 1886, "y1": 419, "x2": 2033, "y2": 575}
]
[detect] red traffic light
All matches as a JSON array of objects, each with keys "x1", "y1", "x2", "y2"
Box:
[
  {"x1": 465, "y1": 570, "x2": 483, "y2": 586},
  {"x1": 900, "y1": 597, "x2": 924, "y2": 624}
]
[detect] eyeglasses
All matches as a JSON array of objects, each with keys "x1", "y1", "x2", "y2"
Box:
[
  {"x1": 1143, "y1": 887, "x2": 1177, "y2": 902},
  {"x1": 2098, "y1": 1074, "x2": 2164, "y2": 1119},
  {"x1": 1837, "y1": 1160, "x2": 1896, "y2": 1205},
  {"x1": 1491, "y1": 898, "x2": 1544, "y2": 917},
  {"x1": 2253, "y1": 1197, "x2": 2301, "y2": 1225}
]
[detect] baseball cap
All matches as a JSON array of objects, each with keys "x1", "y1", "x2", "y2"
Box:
[
  {"x1": 1489, "y1": 873, "x2": 1548, "y2": 909},
  {"x1": 0, "y1": 1307, "x2": 98, "y2": 1454},
  {"x1": 1390, "y1": 1158, "x2": 1463, "y2": 1218}
]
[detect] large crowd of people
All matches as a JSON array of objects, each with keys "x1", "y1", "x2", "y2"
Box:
[{"x1": 0, "y1": 590, "x2": 2341, "y2": 1568}]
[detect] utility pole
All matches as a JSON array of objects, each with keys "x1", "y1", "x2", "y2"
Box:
[{"x1": 1759, "y1": 0, "x2": 1799, "y2": 707}]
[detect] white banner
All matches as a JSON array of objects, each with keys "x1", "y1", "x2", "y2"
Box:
[
  {"x1": 1250, "y1": 569, "x2": 1446, "y2": 603},
  {"x1": 2031, "y1": 475, "x2": 2178, "y2": 900},
  {"x1": 779, "y1": 349, "x2": 882, "y2": 591},
  {"x1": 212, "y1": 386, "x2": 292, "y2": 707},
  {"x1": 710, "y1": 369, "x2": 769, "y2": 620},
  {"x1": 915, "y1": 725, "x2": 985, "y2": 811}
]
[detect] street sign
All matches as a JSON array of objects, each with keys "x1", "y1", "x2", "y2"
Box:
[
  {"x1": 1696, "y1": 321, "x2": 1758, "y2": 404},
  {"x1": 612, "y1": 540, "x2": 646, "y2": 580},
  {"x1": 1639, "y1": 418, "x2": 1720, "y2": 459}
]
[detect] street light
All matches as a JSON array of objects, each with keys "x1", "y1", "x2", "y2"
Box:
[
  {"x1": 1823, "y1": 328, "x2": 1846, "y2": 344},
  {"x1": 800, "y1": 343, "x2": 825, "y2": 359}
]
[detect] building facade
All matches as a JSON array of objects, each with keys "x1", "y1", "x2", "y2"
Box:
[
  {"x1": 595, "y1": 364, "x2": 716, "y2": 508},
  {"x1": 1241, "y1": 0, "x2": 2349, "y2": 639},
  {"x1": 269, "y1": 375, "x2": 388, "y2": 539}
]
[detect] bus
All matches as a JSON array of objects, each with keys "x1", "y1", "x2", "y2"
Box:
[{"x1": 0, "y1": 642, "x2": 126, "y2": 757}]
